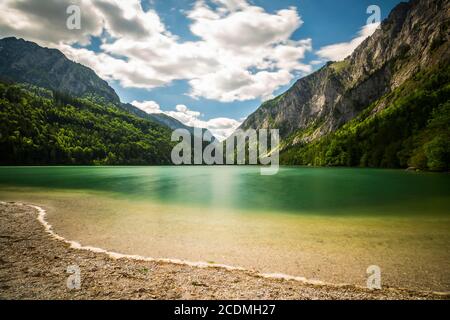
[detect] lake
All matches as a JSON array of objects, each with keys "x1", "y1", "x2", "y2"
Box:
[{"x1": 0, "y1": 166, "x2": 449, "y2": 291}]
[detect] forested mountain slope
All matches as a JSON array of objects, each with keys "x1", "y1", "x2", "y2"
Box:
[
  {"x1": 0, "y1": 83, "x2": 174, "y2": 165},
  {"x1": 0, "y1": 37, "x2": 199, "y2": 134}
]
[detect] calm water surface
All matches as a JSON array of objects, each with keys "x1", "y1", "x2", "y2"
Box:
[
  {"x1": 0, "y1": 166, "x2": 449, "y2": 216},
  {"x1": 1, "y1": 166, "x2": 449, "y2": 291}
]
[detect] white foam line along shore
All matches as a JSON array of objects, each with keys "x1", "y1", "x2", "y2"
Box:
[{"x1": 2, "y1": 200, "x2": 448, "y2": 296}]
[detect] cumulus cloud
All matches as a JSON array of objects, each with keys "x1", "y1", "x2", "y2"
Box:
[
  {"x1": 188, "y1": 68, "x2": 294, "y2": 102},
  {"x1": 0, "y1": 0, "x2": 102, "y2": 46},
  {"x1": 130, "y1": 100, "x2": 162, "y2": 114},
  {"x1": 131, "y1": 100, "x2": 241, "y2": 141},
  {"x1": 316, "y1": 22, "x2": 380, "y2": 61},
  {"x1": 188, "y1": 3, "x2": 301, "y2": 50},
  {"x1": 0, "y1": 0, "x2": 312, "y2": 102},
  {"x1": 185, "y1": 1, "x2": 312, "y2": 101}
]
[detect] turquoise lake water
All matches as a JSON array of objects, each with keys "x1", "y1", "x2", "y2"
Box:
[
  {"x1": 0, "y1": 166, "x2": 449, "y2": 291},
  {"x1": 0, "y1": 166, "x2": 449, "y2": 216}
]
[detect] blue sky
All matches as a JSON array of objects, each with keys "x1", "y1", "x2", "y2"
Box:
[
  {"x1": 0, "y1": 0, "x2": 403, "y2": 139},
  {"x1": 114, "y1": 0, "x2": 401, "y2": 119}
]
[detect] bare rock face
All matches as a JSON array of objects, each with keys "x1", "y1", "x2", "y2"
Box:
[
  {"x1": 239, "y1": 0, "x2": 450, "y2": 146},
  {"x1": 0, "y1": 37, "x2": 120, "y2": 104}
]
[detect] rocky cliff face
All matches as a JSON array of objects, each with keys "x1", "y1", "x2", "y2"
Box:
[
  {"x1": 0, "y1": 37, "x2": 120, "y2": 104},
  {"x1": 239, "y1": 0, "x2": 449, "y2": 147}
]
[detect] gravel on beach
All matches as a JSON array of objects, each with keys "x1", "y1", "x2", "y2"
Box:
[{"x1": 0, "y1": 202, "x2": 447, "y2": 300}]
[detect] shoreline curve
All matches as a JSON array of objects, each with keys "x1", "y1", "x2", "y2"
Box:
[{"x1": 1, "y1": 200, "x2": 449, "y2": 298}]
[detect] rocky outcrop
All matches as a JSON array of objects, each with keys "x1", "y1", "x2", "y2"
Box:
[{"x1": 239, "y1": 0, "x2": 449, "y2": 147}]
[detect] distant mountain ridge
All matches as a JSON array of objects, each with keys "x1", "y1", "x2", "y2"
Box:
[
  {"x1": 0, "y1": 37, "x2": 207, "y2": 136},
  {"x1": 0, "y1": 37, "x2": 120, "y2": 104}
]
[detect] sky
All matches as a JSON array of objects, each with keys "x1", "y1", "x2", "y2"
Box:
[{"x1": 0, "y1": 0, "x2": 403, "y2": 140}]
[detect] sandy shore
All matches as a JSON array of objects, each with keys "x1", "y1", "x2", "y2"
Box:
[{"x1": 0, "y1": 202, "x2": 447, "y2": 300}]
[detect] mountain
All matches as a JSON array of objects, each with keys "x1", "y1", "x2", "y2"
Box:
[
  {"x1": 121, "y1": 103, "x2": 190, "y2": 132},
  {"x1": 0, "y1": 37, "x2": 204, "y2": 135},
  {"x1": 0, "y1": 37, "x2": 120, "y2": 104},
  {"x1": 0, "y1": 37, "x2": 219, "y2": 165},
  {"x1": 239, "y1": 0, "x2": 449, "y2": 170},
  {"x1": 121, "y1": 102, "x2": 217, "y2": 143},
  {"x1": 0, "y1": 82, "x2": 174, "y2": 165},
  {"x1": 0, "y1": 38, "x2": 181, "y2": 165}
]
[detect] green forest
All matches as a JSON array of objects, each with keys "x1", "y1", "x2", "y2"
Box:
[
  {"x1": 280, "y1": 64, "x2": 450, "y2": 171},
  {"x1": 1, "y1": 64, "x2": 449, "y2": 170},
  {"x1": 0, "y1": 83, "x2": 174, "y2": 165}
]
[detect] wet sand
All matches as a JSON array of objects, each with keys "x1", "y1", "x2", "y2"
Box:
[{"x1": 0, "y1": 202, "x2": 448, "y2": 300}]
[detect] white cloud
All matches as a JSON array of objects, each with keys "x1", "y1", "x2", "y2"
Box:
[
  {"x1": 310, "y1": 60, "x2": 323, "y2": 65},
  {"x1": 0, "y1": 0, "x2": 313, "y2": 102},
  {"x1": 188, "y1": 4, "x2": 301, "y2": 50},
  {"x1": 93, "y1": 0, "x2": 166, "y2": 39},
  {"x1": 130, "y1": 100, "x2": 162, "y2": 114},
  {"x1": 131, "y1": 100, "x2": 241, "y2": 141},
  {"x1": 317, "y1": 22, "x2": 380, "y2": 61},
  {"x1": 184, "y1": 1, "x2": 312, "y2": 101},
  {"x1": 201, "y1": 117, "x2": 242, "y2": 141},
  {"x1": 189, "y1": 68, "x2": 294, "y2": 102},
  {"x1": 0, "y1": 0, "x2": 102, "y2": 46}
]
